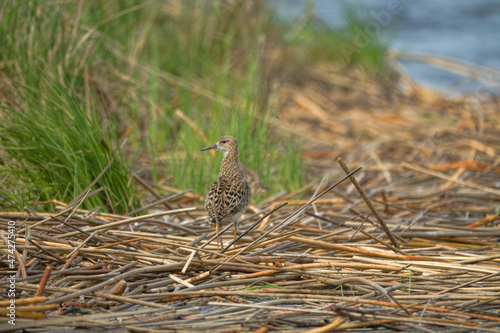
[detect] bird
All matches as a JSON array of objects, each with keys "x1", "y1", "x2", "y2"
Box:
[{"x1": 201, "y1": 136, "x2": 251, "y2": 249}]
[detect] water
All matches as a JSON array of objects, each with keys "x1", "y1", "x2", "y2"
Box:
[{"x1": 276, "y1": 0, "x2": 500, "y2": 94}]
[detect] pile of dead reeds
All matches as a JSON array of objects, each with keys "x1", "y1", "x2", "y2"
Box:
[{"x1": 1, "y1": 151, "x2": 500, "y2": 332}]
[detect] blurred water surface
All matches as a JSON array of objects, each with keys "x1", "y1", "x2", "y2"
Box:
[{"x1": 276, "y1": 0, "x2": 500, "y2": 93}]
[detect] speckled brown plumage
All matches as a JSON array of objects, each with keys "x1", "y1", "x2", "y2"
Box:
[{"x1": 201, "y1": 136, "x2": 251, "y2": 246}]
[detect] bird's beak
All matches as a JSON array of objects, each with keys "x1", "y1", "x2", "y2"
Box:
[{"x1": 201, "y1": 144, "x2": 217, "y2": 151}]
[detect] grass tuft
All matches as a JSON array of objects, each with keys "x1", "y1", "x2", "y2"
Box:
[{"x1": 0, "y1": 83, "x2": 137, "y2": 214}]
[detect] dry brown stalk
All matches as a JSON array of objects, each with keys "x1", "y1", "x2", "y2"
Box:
[
  {"x1": 303, "y1": 316, "x2": 345, "y2": 333},
  {"x1": 33, "y1": 266, "x2": 51, "y2": 301},
  {"x1": 0, "y1": 296, "x2": 46, "y2": 307},
  {"x1": 56, "y1": 207, "x2": 196, "y2": 238},
  {"x1": 278, "y1": 235, "x2": 448, "y2": 262},
  {"x1": 335, "y1": 319, "x2": 395, "y2": 331},
  {"x1": 338, "y1": 157, "x2": 401, "y2": 249},
  {"x1": 206, "y1": 301, "x2": 333, "y2": 314},
  {"x1": 93, "y1": 291, "x2": 172, "y2": 309},
  {"x1": 0, "y1": 309, "x2": 47, "y2": 319},
  {"x1": 234, "y1": 262, "x2": 402, "y2": 280},
  {"x1": 105, "y1": 279, "x2": 128, "y2": 295},
  {"x1": 18, "y1": 206, "x2": 74, "y2": 233},
  {"x1": 16, "y1": 283, "x2": 79, "y2": 294},
  {"x1": 466, "y1": 214, "x2": 499, "y2": 228},
  {"x1": 4, "y1": 304, "x2": 59, "y2": 313}
]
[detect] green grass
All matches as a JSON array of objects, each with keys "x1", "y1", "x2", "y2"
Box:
[
  {"x1": 391, "y1": 260, "x2": 413, "y2": 294},
  {"x1": 0, "y1": 83, "x2": 137, "y2": 213},
  {"x1": 0, "y1": 0, "x2": 389, "y2": 212}
]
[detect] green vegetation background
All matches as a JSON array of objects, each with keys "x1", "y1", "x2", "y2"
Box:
[{"x1": 0, "y1": 0, "x2": 387, "y2": 214}]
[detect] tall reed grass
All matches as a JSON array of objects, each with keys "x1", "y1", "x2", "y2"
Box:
[{"x1": 0, "y1": 0, "x2": 388, "y2": 211}]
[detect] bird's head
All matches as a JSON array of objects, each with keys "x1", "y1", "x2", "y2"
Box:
[{"x1": 201, "y1": 136, "x2": 238, "y2": 154}]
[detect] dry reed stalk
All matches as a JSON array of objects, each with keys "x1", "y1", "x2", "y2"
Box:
[
  {"x1": 93, "y1": 292, "x2": 172, "y2": 309},
  {"x1": 0, "y1": 296, "x2": 46, "y2": 306},
  {"x1": 338, "y1": 157, "x2": 401, "y2": 249}
]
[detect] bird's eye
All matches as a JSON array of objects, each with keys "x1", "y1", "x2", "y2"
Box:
[{"x1": 221, "y1": 140, "x2": 227, "y2": 144}]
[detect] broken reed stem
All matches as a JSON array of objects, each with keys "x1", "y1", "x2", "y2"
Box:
[
  {"x1": 33, "y1": 266, "x2": 52, "y2": 300},
  {"x1": 94, "y1": 292, "x2": 172, "y2": 309},
  {"x1": 28, "y1": 239, "x2": 65, "y2": 263},
  {"x1": 337, "y1": 157, "x2": 401, "y2": 249},
  {"x1": 105, "y1": 280, "x2": 128, "y2": 295},
  {"x1": 0, "y1": 297, "x2": 46, "y2": 307},
  {"x1": 55, "y1": 207, "x2": 196, "y2": 238},
  {"x1": 0, "y1": 232, "x2": 27, "y2": 278}
]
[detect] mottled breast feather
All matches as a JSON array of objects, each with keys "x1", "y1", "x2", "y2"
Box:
[{"x1": 205, "y1": 177, "x2": 251, "y2": 223}]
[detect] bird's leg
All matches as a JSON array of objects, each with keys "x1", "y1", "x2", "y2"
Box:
[
  {"x1": 233, "y1": 219, "x2": 238, "y2": 248},
  {"x1": 216, "y1": 219, "x2": 221, "y2": 251}
]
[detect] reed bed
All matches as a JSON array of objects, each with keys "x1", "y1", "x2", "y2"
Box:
[
  {"x1": 2, "y1": 2, "x2": 499, "y2": 332},
  {"x1": 1, "y1": 147, "x2": 500, "y2": 332}
]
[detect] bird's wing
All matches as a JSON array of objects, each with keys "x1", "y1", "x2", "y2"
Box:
[{"x1": 205, "y1": 178, "x2": 251, "y2": 222}]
